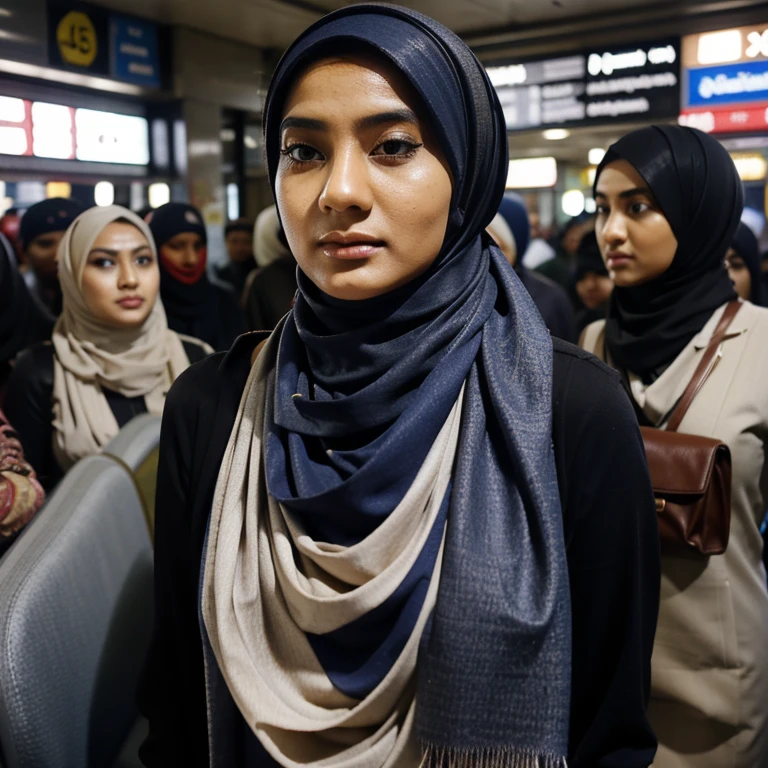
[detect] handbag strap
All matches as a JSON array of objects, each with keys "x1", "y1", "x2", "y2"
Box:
[{"x1": 665, "y1": 301, "x2": 742, "y2": 433}]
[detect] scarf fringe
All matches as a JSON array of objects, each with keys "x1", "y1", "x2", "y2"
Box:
[{"x1": 420, "y1": 744, "x2": 568, "y2": 768}]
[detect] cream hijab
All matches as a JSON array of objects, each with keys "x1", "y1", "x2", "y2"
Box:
[
  {"x1": 52, "y1": 205, "x2": 193, "y2": 471},
  {"x1": 253, "y1": 205, "x2": 290, "y2": 267}
]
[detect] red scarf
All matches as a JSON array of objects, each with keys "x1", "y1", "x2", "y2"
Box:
[{"x1": 160, "y1": 246, "x2": 208, "y2": 285}]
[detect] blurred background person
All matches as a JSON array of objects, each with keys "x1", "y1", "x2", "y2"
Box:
[
  {"x1": 215, "y1": 218, "x2": 255, "y2": 297},
  {"x1": 4, "y1": 206, "x2": 211, "y2": 491},
  {"x1": 535, "y1": 214, "x2": 593, "y2": 296},
  {"x1": 488, "y1": 194, "x2": 575, "y2": 342},
  {"x1": 726, "y1": 221, "x2": 762, "y2": 306},
  {"x1": 1, "y1": 233, "x2": 54, "y2": 396},
  {"x1": 19, "y1": 198, "x2": 85, "y2": 317},
  {"x1": 0, "y1": 209, "x2": 21, "y2": 263},
  {"x1": 582, "y1": 124, "x2": 768, "y2": 768},
  {"x1": 244, "y1": 204, "x2": 297, "y2": 331},
  {"x1": 574, "y1": 231, "x2": 613, "y2": 335},
  {"x1": 149, "y1": 203, "x2": 245, "y2": 351},
  {"x1": 0, "y1": 408, "x2": 45, "y2": 556},
  {"x1": 521, "y1": 209, "x2": 556, "y2": 270}
]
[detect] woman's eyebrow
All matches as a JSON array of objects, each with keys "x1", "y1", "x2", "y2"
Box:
[
  {"x1": 594, "y1": 187, "x2": 652, "y2": 200},
  {"x1": 281, "y1": 116, "x2": 326, "y2": 132},
  {"x1": 619, "y1": 187, "x2": 652, "y2": 199},
  {"x1": 355, "y1": 108, "x2": 419, "y2": 130},
  {"x1": 280, "y1": 108, "x2": 419, "y2": 135},
  {"x1": 88, "y1": 248, "x2": 118, "y2": 257}
]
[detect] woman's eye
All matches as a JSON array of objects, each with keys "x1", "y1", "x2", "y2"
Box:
[
  {"x1": 372, "y1": 139, "x2": 421, "y2": 158},
  {"x1": 595, "y1": 204, "x2": 609, "y2": 215},
  {"x1": 136, "y1": 255, "x2": 154, "y2": 266},
  {"x1": 630, "y1": 201, "x2": 650, "y2": 215},
  {"x1": 90, "y1": 258, "x2": 115, "y2": 268},
  {"x1": 282, "y1": 144, "x2": 323, "y2": 163}
]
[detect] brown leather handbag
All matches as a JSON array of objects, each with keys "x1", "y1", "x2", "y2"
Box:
[{"x1": 639, "y1": 300, "x2": 741, "y2": 557}]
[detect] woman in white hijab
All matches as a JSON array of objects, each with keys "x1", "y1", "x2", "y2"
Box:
[{"x1": 4, "y1": 205, "x2": 212, "y2": 490}]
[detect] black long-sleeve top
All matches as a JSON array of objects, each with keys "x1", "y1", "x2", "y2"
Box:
[
  {"x1": 3, "y1": 340, "x2": 209, "y2": 491},
  {"x1": 138, "y1": 333, "x2": 661, "y2": 768}
]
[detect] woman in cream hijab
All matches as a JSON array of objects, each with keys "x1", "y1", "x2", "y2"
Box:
[{"x1": 4, "y1": 205, "x2": 212, "y2": 490}]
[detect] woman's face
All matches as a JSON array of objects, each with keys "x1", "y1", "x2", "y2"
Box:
[
  {"x1": 81, "y1": 221, "x2": 159, "y2": 328},
  {"x1": 160, "y1": 232, "x2": 206, "y2": 273},
  {"x1": 275, "y1": 54, "x2": 453, "y2": 301},
  {"x1": 576, "y1": 271, "x2": 613, "y2": 310},
  {"x1": 725, "y1": 247, "x2": 751, "y2": 300},
  {"x1": 594, "y1": 159, "x2": 678, "y2": 288}
]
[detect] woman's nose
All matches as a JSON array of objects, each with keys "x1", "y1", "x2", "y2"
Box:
[
  {"x1": 118, "y1": 261, "x2": 139, "y2": 289},
  {"x1": 318, "y1": 147, "x2": 374, "y2": 214},
  {"x1": 181, "y1": 246, "x2": 200, "y2": 267},
  {"x1": 600, "y1": 211, "x2": 627, "y2": 247}
]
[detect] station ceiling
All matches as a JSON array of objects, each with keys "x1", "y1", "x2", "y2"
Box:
[{"x1": 89, "y1": 0, "x2": 675, "y2": 50}]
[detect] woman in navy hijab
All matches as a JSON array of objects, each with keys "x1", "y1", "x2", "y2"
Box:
[{"x1": 139, "y1": 6, "x2": 659, "y2": 768}]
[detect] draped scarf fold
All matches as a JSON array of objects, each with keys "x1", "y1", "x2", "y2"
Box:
[
  {"x1": 52, "y1": 205, "x2": 193, "y2": 471},
  {"x1": 202, "y1": 5, "x2": 571, "y2": 767}
]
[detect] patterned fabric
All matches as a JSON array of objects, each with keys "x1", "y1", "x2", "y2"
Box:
[{"x1": 0, "y1": 409, "x2": 44, "y2": 539}]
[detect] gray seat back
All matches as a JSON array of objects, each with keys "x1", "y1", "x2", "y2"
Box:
[
  {"x1": 102, "y1": 414, "x2": 161, "y2": 472},
  {"x1": 0, "y1": 455, "x2": 153, "y2": 768},
  {"x1": 103, "y1": 415, "x2": 162, "y2": 539}
]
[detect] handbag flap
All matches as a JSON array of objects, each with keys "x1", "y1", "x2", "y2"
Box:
[{"x1": 640, "y1": 426, "x2": 729, "y2": 496}]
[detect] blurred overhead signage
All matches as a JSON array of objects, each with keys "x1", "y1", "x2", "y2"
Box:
[
  {"x1": 584, "y1": 40, "x2": 680, "y2": 122},
  {"x1": 487, "y1": 38, "x2": 680, "y2": 131},
  {"x1": 680, "y1": 25, "x2": 768, "y2": 133},
  {"x1": 111, "y1": 15, "x2": 160, "y2": 88},
  {"x1": 48, "y1": 0, "x2": 110, "y2": 75},
  {"x1": 0, "y1": 94, "x2": 149, "y2": 165},
  {"x1": 46, "y1": 0, "x2": 162, "y2": 87}
]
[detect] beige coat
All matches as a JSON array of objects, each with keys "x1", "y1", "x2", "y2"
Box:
[{"x1": 582, "y1": 301, "x2": 768, "y2": 768}]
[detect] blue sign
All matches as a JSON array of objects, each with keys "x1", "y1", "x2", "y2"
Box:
[
  {"x1": 688, "y1": 59, "x2": 768, "y2": 108},
  {"x1": 110, "y1": 14, "x2": 160, "y2": 88}
]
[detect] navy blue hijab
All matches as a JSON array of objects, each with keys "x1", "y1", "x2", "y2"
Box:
[{"x1": 261, "y1": 4, "x2": 570, "y2": 763}]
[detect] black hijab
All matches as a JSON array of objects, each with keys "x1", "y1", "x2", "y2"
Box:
[
  {"x1": 595, "y1": 125, "x2": 741, "y2": 379},
  {"x1": 731, "y1": 221, "x2": 762, "y2": 306},
  {"x1": 0, "y1": 233, "x2": 54, "y2": 364},
  {"x1": 148, "y1": 202, "x2": 220, "y2": 349},
  {"x1": 261, "y1": 4, "x2": 570, "y2": 763}
]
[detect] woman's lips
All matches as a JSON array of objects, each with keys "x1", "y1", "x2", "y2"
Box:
[
  {"x1": 321, "y1": 242, "x2": 384, "y2": 260},
  {"x1": 117, "y1": 297, "x2": 145, "y2": 309},
  {"x1": 606, "y1": 252, "x2": 633, "y2": 268}
]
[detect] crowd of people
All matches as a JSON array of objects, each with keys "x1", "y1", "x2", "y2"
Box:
[{"x1": 0, "y1": 4, "x2": 768, "y2": 768}]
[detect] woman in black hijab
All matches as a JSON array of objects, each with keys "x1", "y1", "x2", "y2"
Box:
[
  {"x1": 149, "y1": 203, "x2": 245, "y2": 351},
  {"x1": 582, "y1": 124, "x2": 768, "y2": 768},
  {"x1": 726, "y1": 221, "x2": 762, "y2": 306},
  {"x1": 0, "y1": 233, "x2": 54, "y2": 393},
  {"x1": 139, "y1": 7, "x2": 659, "y2": 768}
]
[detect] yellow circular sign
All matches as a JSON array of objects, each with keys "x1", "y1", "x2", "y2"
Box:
[{"x1": 56, "y1": 11, "x2": 97, "y2": 68}]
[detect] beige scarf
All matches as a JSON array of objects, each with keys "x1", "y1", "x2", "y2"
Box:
[
  {"x1": 52, "y1": 205, "x2": 197, "y2": 471},
  {"x1": 253, "y1": 205, "x2": 290, "y2": 268},
  {"x1": 202, "y1": 332, "x2": 464, "y2": 768}
]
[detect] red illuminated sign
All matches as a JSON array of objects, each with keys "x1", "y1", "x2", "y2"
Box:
[{"x1": 679, "y1": 104, "x2": 768, "y2": 133}]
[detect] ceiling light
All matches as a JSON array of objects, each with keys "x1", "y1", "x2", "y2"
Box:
[
  {"x1": 94, "y1": 181, "x2": 114, "y2": 207},
  {"x1": 562, "y1": 189, "x2": 585, "y2": 217},
  {"x1": 588, "y1": 148, "x2": 605, "y2": 165},
  {"x1": 148, "y1": 183, "x2": 170, "y2": 209},
  {"x1": 46, "y1": 181, "x2": 71, "y2": 199},
  {"x1": 507, "y1": 157, "x2": 557, "y2": 189},
  {"x1": 543, "y1": 129, "x2": 570, "y2": 141}
]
